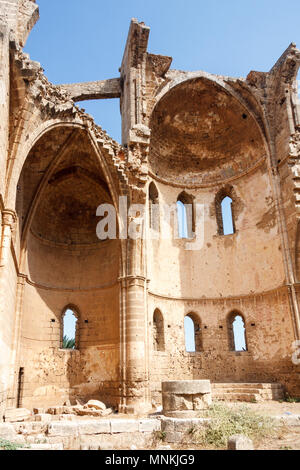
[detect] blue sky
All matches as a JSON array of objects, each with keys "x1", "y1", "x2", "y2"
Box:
[{"x1": 25, "y1": 0, "x2": 300, "y2": 143}]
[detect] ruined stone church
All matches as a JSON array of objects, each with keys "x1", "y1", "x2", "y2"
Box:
[{"x1": 0, "y1": 0, "x2": 299, "y2": 418}]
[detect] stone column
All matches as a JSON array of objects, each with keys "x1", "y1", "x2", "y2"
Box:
[
  {"x1": 119, "y1": 238, "x2": 151, "y2": 414},
  {"x1": 7, "y1": 273, "x2": 26, "y2": 407}
]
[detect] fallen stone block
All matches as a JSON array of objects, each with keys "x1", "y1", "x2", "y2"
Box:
[
  {"x1": 228, "y1": 434, "x2": 254, "y2": 450},
  {"x1": 75, "y1": 408, "x2": 104, "y2": 417},
  {"x1": 85, "y1": 400, "x2": 106, "y2": 411},
  {"x1": 4, "y1": 408, "x2": 32, "y2": 423}
]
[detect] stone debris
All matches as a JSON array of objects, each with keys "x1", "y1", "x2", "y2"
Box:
[
  {"x1": 4, "y1": 408, "x2": 32, "y2": 423},
  {"x1": 75, "y1": 408, "x2": 104, "y2": 418},
  {"x1": 228, "y1": 434, "x2": 254, "y2": 451},
  {"x1": 85, "y1": 400, "x2": 106, "y2": 411},
  {"x1": 40, "y1": 401, "x2": 113, "y2": 419}
]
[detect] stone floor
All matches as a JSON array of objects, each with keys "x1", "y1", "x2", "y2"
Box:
[{"x1": 0, "y1": 402, "x2": 299, "y2": 450}]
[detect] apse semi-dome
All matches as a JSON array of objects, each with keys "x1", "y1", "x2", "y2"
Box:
[{"x1": 149, "y1": 77, "x2": 266, "y2": 186}]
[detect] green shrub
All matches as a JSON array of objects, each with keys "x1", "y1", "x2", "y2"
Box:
[
  {"x1": 0, "y1": 438, "x2": 29, "y2": 451},
  {"x1": 62, "y1": 335, "x2": 75, "y2": 349},
  {"x1": 190, "y1": 403, "x2": 277, "y2": 449}
]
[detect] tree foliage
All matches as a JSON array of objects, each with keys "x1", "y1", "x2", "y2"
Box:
[{"x1": 62, "y1": 335, "x2": 75, "y2": 349}]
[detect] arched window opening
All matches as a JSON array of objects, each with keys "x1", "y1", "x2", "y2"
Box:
[
  {"x1": 221, "y1": 196, "x2": 234, "y2": 235},
  {"x1": 227, "y1": 312, "x2": 247, "y2": 352},
  {"x1": 153, "y1": 309, "x2": 165, "y2": 352},
  {"x1": 184, "y1": 313, "x2": 202, "y2": 352},
  {"x1": 177, "y1": 192, "x2": 195, "y2": 239},
  {"x1": 149, "y1": 182, "x2": 160, "y2": 231},
  {"x1": 215, "y1": 188, "x2": 236, "y2": 236},
  {"x1": 61, "y1": 308, "x2": 79, "y2": 350}
]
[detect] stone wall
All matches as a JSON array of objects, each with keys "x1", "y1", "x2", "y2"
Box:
[{"x1": 0, "y1": 7, "x2": 300, "y2": 418}]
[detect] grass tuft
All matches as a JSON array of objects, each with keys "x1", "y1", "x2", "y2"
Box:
[
  {"x1": 0, "y1": 438, "x2": 30, "y2": 451},
  {"x1": 188, "y1": 403, "x2": 277, "y2": 449}
]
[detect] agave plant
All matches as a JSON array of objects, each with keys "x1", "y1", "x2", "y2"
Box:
[{"x1": 62, "y1": 335, "x2": 75, "y2": 349}]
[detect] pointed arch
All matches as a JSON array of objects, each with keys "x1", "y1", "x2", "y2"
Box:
[
  {"x1": 177, "y1": 191, "x2": 195, "y2": 239},
  {"x1": 227, "y1": 311, "x2": 248, "y2": 352},
  {"x1": 149, "y1": 182, "x2": 160, "y2": 231},
  {"x1": 61, "y1": 305, "x2": 80, "y2": 350},
  {"x1": 153, "y1": 309, "x2": 165, "y2": 352},
  {"x1": 184, "y1": 312, "x2": 203, "y2": 352},
  {"x1": 215, "y1": 186, "x2": 236, "y2": 236}
]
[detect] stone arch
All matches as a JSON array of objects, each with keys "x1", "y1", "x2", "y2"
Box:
[
  {"x1": 149, "y1": 74, "x2": 270, "y2": 188},
  {"x1": 12, "y1": 121, "x2": 123, "y2": 407},
  {"x1": 177, "y1": 191, "x2": 195, "y2": 238},
  {"x1": 149, "y1": 182, "x2": 160, "y2": 231},
  {"x1": 61, "y1": 305, "x2": 80, "y2": 350},
  {"x1": 152, "y1": 71, "x2": 268, "y2": 142},
  {"x1": 184, "y1": 312, "x2": 203, "y2": 352},
  {"x1": 215, "y1": 186, "x2": 236, "y2": 235},
  {"x1": 153, "y1": 308, "x2": 165, "y2": 352},
  {"x1": 6, "y1": 119, "x2": 121, "y2": 214},
  {"x1": 227, "y1": 311, "x2": 248, "y2": 352}
]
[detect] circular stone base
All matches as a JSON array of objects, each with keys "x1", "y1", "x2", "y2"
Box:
[
  {"x1": 162, "y1": 380, "x2": 212, "y2": 416},
  {"x1": 162, "y1": 380, "x2": 211, "y2": 394}
]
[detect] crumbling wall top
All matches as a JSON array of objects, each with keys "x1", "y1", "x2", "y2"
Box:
[{"x1": 0, "y1": 0, "x2": 39, "y2": 47}]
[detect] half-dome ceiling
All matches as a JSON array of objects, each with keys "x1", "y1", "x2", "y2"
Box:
[
  {"x1": 16, "y1": 127, "x2": 112, "y2": 247},
  {"x1": 31, "y1": 171, "x2": 110, "y2": 246},
  {"x1": 149, "y1": 77, "x2": 266, "y2": 186}
]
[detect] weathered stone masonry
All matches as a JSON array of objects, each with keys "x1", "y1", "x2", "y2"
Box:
[{"x1": 0, "y1": 1, "x2": 299, "y2": 418}]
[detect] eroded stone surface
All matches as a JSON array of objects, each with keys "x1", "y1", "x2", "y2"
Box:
[
  {"x1": 228, "y1": 434, "x2": 254, "y2": 451},
  {"x1": 162, "y1": 381, "x2": 212, "y2": 416}
]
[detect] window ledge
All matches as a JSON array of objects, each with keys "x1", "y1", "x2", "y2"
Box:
[
  {"x1": 59, "y1": 348, "x2": 80, "y2": 353},
  {"x1": 184, "y1": 351, "x2": 203, "y2": 356},
  {"x1": 214, "y1": 231, "x2": 238, "y2": 239}
]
